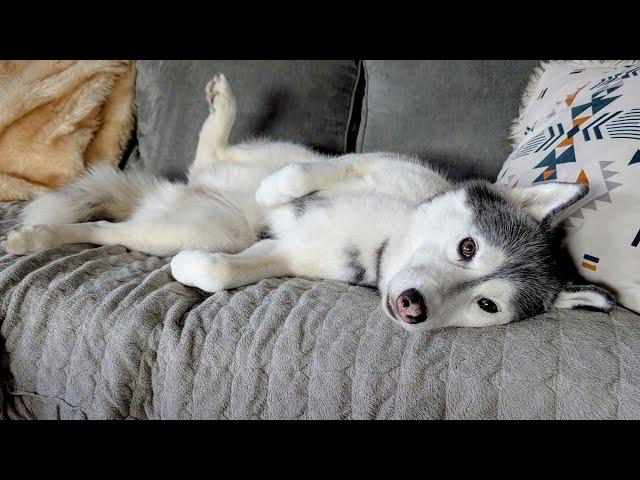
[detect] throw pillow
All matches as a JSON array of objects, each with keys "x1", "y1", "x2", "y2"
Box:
[{"x1": 497, "y1": 61, "x2": 640, "y2": 313}]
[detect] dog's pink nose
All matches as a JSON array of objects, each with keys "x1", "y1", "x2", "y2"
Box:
[{"x1": 396, "y1": 289, "x2": 427, "y2": 324}]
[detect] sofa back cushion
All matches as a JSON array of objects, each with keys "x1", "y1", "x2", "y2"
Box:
[
  {"x1": 356, "y1": 60, "x2": 539, "y2": 180},
  {"x1": 128, "y1": 60, "x2": 361, "y2": 179}
]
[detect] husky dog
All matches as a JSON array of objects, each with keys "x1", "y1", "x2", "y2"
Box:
[{"x1": 2, "y1": 74, "x2": 615, "y2": 331}]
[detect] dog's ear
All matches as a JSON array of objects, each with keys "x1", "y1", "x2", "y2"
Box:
[
  {"x1": 553, "y1": 284, "x2": 616, "y2": 312},
  {"x1": 499, "y1": 182, "x2": 588, "y2": 223}
]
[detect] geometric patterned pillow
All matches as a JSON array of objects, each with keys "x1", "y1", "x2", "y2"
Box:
[{"x1": 497, "y1": 61, "x2": 640, "y2": 313}]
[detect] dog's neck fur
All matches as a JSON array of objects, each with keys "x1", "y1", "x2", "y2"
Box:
[{"x1": 376, "y1": 221, "x2": 415, "y2": 293}]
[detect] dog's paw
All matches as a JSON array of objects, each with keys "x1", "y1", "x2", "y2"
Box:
[
  {"x1": 255, "y1": 164, "x2": 311, "y2": 208},
  {"x1": 171, "y1": 250, "x2": 232, "y2": 293},
  {"x1": 205, "y1": 74, "x2": 236, "y2": 116},
  {"x1": 1, "y1": 225, "x2": 57, "y2": 255}
]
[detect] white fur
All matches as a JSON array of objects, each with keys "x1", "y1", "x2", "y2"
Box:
[
  {"x1": 499, "y1": 182, "x2": 586, "y2": 223},
  {"x1": 553, "y1": 289, "x2": 612, "y2": 310}
]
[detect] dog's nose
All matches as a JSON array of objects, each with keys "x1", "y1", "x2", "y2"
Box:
[{"x1": 396, "y1": 289, "x2": 427, "y2": 324}]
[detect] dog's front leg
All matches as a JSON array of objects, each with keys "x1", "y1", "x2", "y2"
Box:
[
  {"x1": 255, "y1": 161, "x2": 351, "y2": 207},
  {"x1": 255, "y1": 154, "x2": 379, "y2": 207},
  {"x1": 170, "y1": 239, "x2": 290, "y2": 293}
]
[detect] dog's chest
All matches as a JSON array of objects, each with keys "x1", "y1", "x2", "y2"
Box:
[{"x1": 266, "y1": 194, "x2": 407, "y2": 286}]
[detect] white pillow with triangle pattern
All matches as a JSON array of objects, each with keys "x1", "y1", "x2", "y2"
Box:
[{"x1": 497, "y1": 60, "x2": 640, "y2": 313}]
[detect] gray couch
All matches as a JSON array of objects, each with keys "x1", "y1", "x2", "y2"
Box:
[{"x1": 1, "y1": 60, "x2": 639, "y2": 420}]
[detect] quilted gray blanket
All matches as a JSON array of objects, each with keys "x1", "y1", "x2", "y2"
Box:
[{"x1": 1, "y1": 201, "x2": 640, "y2": 419}]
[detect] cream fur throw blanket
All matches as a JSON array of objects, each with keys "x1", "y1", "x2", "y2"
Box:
[{"x1": 0, "y1": 61, "x2": 136, "y2": 201}]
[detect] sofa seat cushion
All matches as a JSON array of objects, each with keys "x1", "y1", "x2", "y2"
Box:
[
  {"x1": 357, "y1": 60, "x2": 539, "y2": 180},
  {"x1": 128, "y1": 60, "x2": 361, "y2": 179},
  {"x1": 1, "y1": 202, "x2": 640, "y2": 420}
]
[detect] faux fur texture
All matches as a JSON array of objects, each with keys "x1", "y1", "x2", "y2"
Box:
[
  {"x1": 509, "y1": 60, "x2": 640, "y2": 148},
  {"x1": 0, "y1": 61, "x2": 136, "y2": 201}
]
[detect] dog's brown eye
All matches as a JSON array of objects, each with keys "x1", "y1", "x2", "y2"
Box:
[
  {"x1": 459, "y1": 237, "x2": 476, "y2": 259},
  {"x1": 478, "y1": 298, "x2": 498, "y2": 313}
]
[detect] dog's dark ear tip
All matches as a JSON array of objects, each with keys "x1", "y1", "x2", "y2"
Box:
[
  {"x1": 576, "y1": 182, "x2": 590, "y2": 200},
  {"x1": 500, "y1": 182, "x2": 592, "y2": 223},
  {"x1": 559, "y1": 182, "x2": 589, "y2": 209}
]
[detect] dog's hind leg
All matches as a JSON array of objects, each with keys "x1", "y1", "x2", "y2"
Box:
[
  {"x1": 1, "y1": 218, "x2": 254, "y2": 258},
  {"x1": 170, "y1": 239, "x2": 290, "y2": 292},
  {"x1": 191, "y1": 74, "x2": 237, "y2": 171},
  {"x1": 2, "y1": 221, "x2": 178, "y2": 257},
  {"x1": 191, "y1": 75, "x2": 317, "y2": 171}
]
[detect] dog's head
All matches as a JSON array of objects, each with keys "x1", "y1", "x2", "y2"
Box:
[{"x1": 381, "y1": 180, "x2": 615, "y2": 331}]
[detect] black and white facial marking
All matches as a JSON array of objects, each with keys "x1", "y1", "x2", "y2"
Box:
[
  {"x1": 463, "y1": 180, "x2": 564, "y2": 321},
  {"x1": 382, "y1": 179, "x2": 614, "y2": 331}
]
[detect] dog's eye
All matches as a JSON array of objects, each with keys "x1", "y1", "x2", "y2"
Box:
[
  {"x1": 478, "y1": 298, "x2": 498, "y2": 313},
  {"x1": 458, "y1": 237, "x2": 476, "y2": 260}
]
